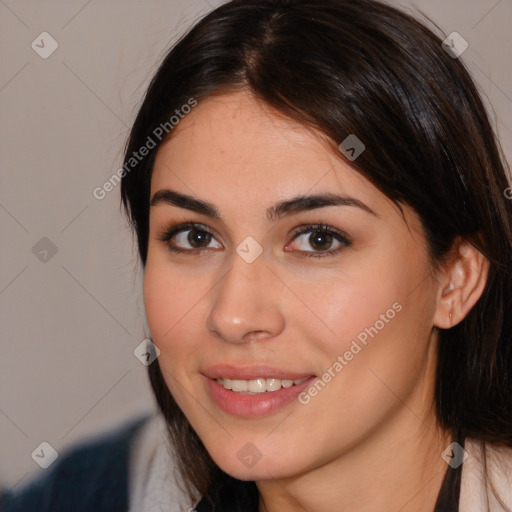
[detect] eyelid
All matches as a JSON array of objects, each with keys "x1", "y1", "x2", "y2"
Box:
[
  {"x1": 289, "y1": 223, "x2": 350, "y2": 242},
  {"x1": 156, "y1": 221, "x2": 213, "y2": 237}
]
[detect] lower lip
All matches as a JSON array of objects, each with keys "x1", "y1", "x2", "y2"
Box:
[{"x1": 203, "y1": 376, "x2": 316, "y2": 418}]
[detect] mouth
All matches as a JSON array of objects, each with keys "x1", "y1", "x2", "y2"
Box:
[
  {"x1": 215, "y1": 376, "x2": 310, "y2": 394},
  {"x1": 202, "y1": 365, "x2": 316, "y2": 417}
]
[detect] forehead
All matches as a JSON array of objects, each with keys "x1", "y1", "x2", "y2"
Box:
[{"x1": 150, "y1": 90, "x2": 388, "y2": 218}]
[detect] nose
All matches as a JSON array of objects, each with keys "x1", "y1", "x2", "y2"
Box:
[{"x1": 205, "y1": 252, "x2": 286, "y2": 344}]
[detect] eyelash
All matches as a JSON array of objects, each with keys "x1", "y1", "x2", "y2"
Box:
[{"x1": 155, "y1": 221, "x2": 352, "y2": 259}]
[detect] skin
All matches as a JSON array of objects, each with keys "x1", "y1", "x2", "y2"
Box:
[{"x1": 143, "y1": 89, "x2": 489, "y2": 512}]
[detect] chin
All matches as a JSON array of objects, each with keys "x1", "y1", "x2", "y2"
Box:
[
  {"x1": 204, "y1": 440, "x2": 305, "y2": 482},
  {"x1": 214, "y1": 457, "x2": 293, "y2": 482}
]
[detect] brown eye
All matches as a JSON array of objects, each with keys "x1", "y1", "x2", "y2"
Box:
[
  {"x1": 186, "y1": 228, "x2": 212, "y2": 248},
  {"x1": 156, "y1": 222, "x2": 222, "y2": 254},
  {"x1": 308, "y1": 230, "x2": 334, "y2": 251},
  {"x1": 289, "y1": 223, "x2": 351, "y2": 259}
]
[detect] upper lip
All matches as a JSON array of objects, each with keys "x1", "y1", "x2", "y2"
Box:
[{"x1": 202, "y1": 364, "x2": 315, "y2": 381}]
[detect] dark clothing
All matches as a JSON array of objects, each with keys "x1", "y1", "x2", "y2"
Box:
[{"x1": 0, "y1": 416, "x2": 148, "y2": 512}]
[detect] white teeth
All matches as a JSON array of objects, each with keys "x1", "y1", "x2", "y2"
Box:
[
  {"x1": 216, "y1": 376, "x2": 310, "y2": 393},
  {"x1": 266, "y1": 378, "x2": 281, "y2": 391},
  {"x1": 248, "y1": 378, "x2": 267, "y2": 393},
  {"x1": 230, "y1": 379, "x2": 248, "y2": 392}
]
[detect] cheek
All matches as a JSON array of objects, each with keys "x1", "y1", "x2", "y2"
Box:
[
  {"x1": 143, "y1": 260, "x2": 202, "y2": 355},
  {"x1": 291, "y1": 244, "x2": 433, "y2": 391},
  {"x1": 291, "y1": 259, "x2": 404, "y2": 356},
  {"x1": 143, "y1": 263, "x2": 201, "y2": 405}
]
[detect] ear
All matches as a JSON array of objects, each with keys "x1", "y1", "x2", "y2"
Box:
[{"x1": 432, "y1": 237, "x2": 490, "y2": 329}]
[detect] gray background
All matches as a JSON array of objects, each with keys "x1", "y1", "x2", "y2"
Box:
[{"x1": 1, "y1": 0, "x2": 511, "y2": 490}]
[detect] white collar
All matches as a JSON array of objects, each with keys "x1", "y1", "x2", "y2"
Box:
[
  {"x1": 128, "y1": 413, "x2": 512, "y2": 511},
  {"x1": 127, "y1": 412, "x2": 198, "y2": 512},
  {"x1": 460, "y1": 437, "x2": 512, "y2": 511}
]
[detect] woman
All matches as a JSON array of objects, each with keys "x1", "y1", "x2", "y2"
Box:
[{"x1": 2, "y1": 0, "x2": 512, "y2": 510}]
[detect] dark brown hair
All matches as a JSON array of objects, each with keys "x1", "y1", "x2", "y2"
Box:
[{"x1": 120, "y1": 0, "x2": 512, "y2": 509}]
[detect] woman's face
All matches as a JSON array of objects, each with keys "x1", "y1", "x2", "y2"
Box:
[{"x1": 144, "y1": 89, "x2": 443, "y2": 481}]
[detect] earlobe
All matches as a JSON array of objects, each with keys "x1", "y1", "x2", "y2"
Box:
[{"x1": 433, "y1": 239, "x2": 490, "y2": 330}]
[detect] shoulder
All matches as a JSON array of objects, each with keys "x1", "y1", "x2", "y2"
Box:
[{"x1": 0, "y1": 414, "x2": 150, "y2": 512}]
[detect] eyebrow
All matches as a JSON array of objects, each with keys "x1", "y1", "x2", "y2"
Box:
[{"x1": 150, "y1": 189, "x2": 379, "y2": 221}]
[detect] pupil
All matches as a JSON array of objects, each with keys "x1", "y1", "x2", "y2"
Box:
[
  {"x1": 311, "y1": 231, "x2": 332, "y2": 250},
  {"x1": 189, "y1": 229, "x2": 210, "y2": 247}
]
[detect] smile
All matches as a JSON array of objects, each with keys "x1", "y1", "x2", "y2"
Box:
[{"x1": 215, "y1": 377, "x2": 309, "y2": 394}]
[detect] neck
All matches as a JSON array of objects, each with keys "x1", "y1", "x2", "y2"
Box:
[{"x1": 257, "y1": 416, "x2": 452, "y2": 512}]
